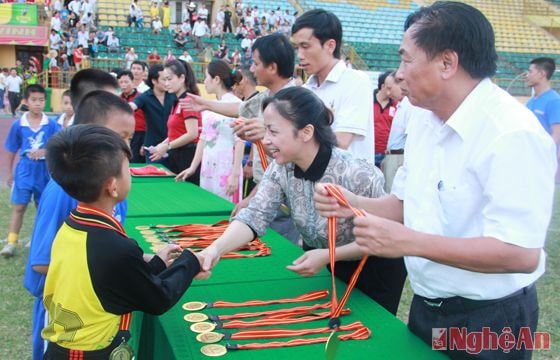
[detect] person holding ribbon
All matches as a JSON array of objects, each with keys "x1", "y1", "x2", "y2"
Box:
[{"x1": 199, "y1": 86, "x2": 407, "y2": 315}]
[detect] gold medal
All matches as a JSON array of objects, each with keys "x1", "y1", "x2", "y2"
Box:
[
  {"x1": 140, "y1": 230, "x2": 156, "y2": 235},
  {"x1": 184, "y1": 313, "x2": 209, "y2": 323},
  {"x1": 109, "y1": 341, "x2": 134, "y2": 360},
  {"x1": 143, "y1": 234, "x2": 159, "y2": 240},
  {"x1": 196, "y1": 331, "x2": 224, "y2": 344},
  {"x1": 190, "y1": 322, "x2": 216, "y2": 333},
  {"x1": 182, "y1": 301, "x2": 207, "y2": 311},
  {"x1": 135, "y1": 225, "x2": 151, "y2": 230},
  {"x1": 200, "y1": 344, "x2": 227, "y2": 357}
]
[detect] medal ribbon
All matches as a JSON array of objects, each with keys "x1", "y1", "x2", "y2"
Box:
[
  {"x1": 211, "y1": 302, "x2": 331, "y2": 321},
  {"x1": 255, "y1": 140, "x2": 269, "y2": 169},
  {"x1": 227, "y1": 325, "x2": 371, "y2": 350},
  {"x1": 324, "y1": 184, "x2": 368, "y2": 328},
  {"x1": 226, "y1": 321, "x2": 365, "y2": 340},
  {"x1": 217, "y1": 309, "x2": 350, "y2": 329},
  {"x1": 208, "y1": 289, "x2": 329, "y2": 308}
]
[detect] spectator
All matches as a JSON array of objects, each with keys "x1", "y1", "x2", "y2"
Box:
[
  {"x1": 373, "y1": 71, "x2": 396, "y2": 167},
  {"x1": 178, "y1": 49, "x2": 193, "y2": 64},
  {"x1": 128, "y1": 0, "x2": 137, "y2": 27},
  {"x1": 192, "y1": 18, "x2": 208, "y2": 49},
  {"x1": 134, "y1": 4, "x2": 144, "y2": 29},
  {"x1": 50, "y1": 11, "x2": 62, "y2": 33},
  {"x1": 73, "y1": 44, "x2": 84, "y2": 71},
  {"x1": 147, "y1": 49, "x2": 161, "y2": 66},
  {"x1": 118, "y1": 70, "x2": 146, "y2": 163},
  {"x1": 95, "y1": 27, "x2": 107, "y2": 45},
  {"x1": 165, "y1": 49, "x2": 176, "y2": 62},
  {"x1": 49, "y1": 29, "x2": 63, "y2": 51},
  {"x1": 150, "y1": 1, "x2": 159, "y2": 23},
  {"x1": 180, "y1": 20, "x2": 191, "y2": 36},
  {"x1": 152, "y1": 16, "x2": 163, "y2": 34},
  {"x1": 124, "y1": 47, "x2": 138, "y2": 69},
  {"x1": 162, "y1": 1, "x2": 170, "y2": 28},
  {"x1": 223, "y1": 4, "x2": 233, "y2": 33},
  {"x1": 130, "y1": 60, "x2": 149, "y2": 93},
  {"x1": 106, "y1": 33, "x2": 120, "y2": 53},
  {"x1": 5, "y1": 68, "x2": 23, "y2": 116},
  {"x1": 0, "y1": 68, "x2": 5, "y2": 113},
  {"x1": 197, "y1": 3, "x2": 208, "y2": 22},
  {"x1": 173, "y1": 31, "x2": 188, "y2": 49}
]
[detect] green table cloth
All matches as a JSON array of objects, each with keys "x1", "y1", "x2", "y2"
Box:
[
  {"x1": 132, "y1": 277, "x2": 446, "y2": 359},
  {"x1": 124, "y1": 215, "x2": 331, "y2": 286},
  {"x1": 127, "y1": 181, "x2": 235, "y2": 217}
]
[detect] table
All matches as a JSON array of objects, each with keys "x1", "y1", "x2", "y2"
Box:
[
  {"x1": 133, "y1": 278, "x2": 446, "y2": 359},
  {"x1": 127, "y1": 181, "x2": 235, "y2": 217},
  {"x1": 124, "y1": 183, "x2": 446, "y2": 359}
]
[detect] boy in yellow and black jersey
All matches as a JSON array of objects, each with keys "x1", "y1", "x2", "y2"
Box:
[{"x1": 42, "y1": 124, "x2": 208, "y2": 359}]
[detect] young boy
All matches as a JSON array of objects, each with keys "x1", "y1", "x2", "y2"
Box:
[
  {"x1": 1, "y1": 84, "x2": 60, "y2": 257},
  {"x1": 55, "y1": 90, "x2": 74, "y2": 128},
  {"x1": 23, "y1": 69, "x2": 126, "y2": 360},
  {"x1": 42, "y1": 124, "x2": 205, "y2": 358}
]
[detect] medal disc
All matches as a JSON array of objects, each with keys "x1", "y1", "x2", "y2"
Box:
[
  {"x1": 325, "y1": 330, "x2": 340, "y2": 360},
  {"x1": 143, "y1": 235, "x2": 159, "y2": 241},
  {"x1": 182, "y1": 301, "x2": 207, "y2": 311},
  {"x1": 109, "y1": 342, "x2": 134, "y2": 360},
  {"x1": 196, "y1": 332, "x2": 224, "y2": 344},
  {"x1": 200, "y1": 344, "x2": 227, "y2": 357},
  {"x1": 184, "y1": 313, "x2": 209, "y2": 323},
  {"x1": 190, "y1": 322, "x2": 216, "y2": 333},
  {"x1": 140, "y1": 230, "x2": 156, "y2": 235},
  {"x1": 135, "y1": 225, "x2": 151, "y2": 230}
]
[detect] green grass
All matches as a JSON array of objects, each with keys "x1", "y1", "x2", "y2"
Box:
[{"x1": 0, "y1": 185, "x2": 558, "y2": 358}]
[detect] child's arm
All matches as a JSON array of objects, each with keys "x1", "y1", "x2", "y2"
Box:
[
  {"x1": 226, "y1": 140, "x2": 245, "y2": 195},
  {"x1": 175, "y1": 139, "x2": 204, "y2": 181},
  {"x1": 6, "y1": 151, "x2": 16, "y2": 187}
]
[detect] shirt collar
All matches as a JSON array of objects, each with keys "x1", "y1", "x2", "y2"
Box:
[
  {"x1": 306, "y1": 60, "x2": 346, "y2": 88},
  {"x1": 294, "y1": 143, "x2": 332, "y2": 181},
  {"x1": 20, "y1": 112, "x2": 49, "y2": 128},
  {"x1": 445, "y1": 78, "x2": 492, "y2": 141}
]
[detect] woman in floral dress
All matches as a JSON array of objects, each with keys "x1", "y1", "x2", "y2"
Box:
[{"x1": 176, "y1": 59, "x2": 244, "y2": 203}]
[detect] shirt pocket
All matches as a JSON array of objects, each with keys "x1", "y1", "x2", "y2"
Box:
[{"x1": 437, "y1": 182, "x2": 479, "y2": 237}]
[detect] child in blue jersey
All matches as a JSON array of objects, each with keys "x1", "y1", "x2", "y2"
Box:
[
  {"x1": 23, "y1": 68, "x2": 132, "y2": 360},
  {"x1": 1, "y1": 84, "x2": 60, "y2": 258},
  {"x1": 55, "y1": 90, "x2": 74, "y2": 128}
]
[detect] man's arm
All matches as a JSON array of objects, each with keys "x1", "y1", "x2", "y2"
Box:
[
  {"x1": 550, "y1": 123, "x2": 560, "y2": 160},
  {"x1": 334, "y1": 132, "x2": 354, "y2": 149},
  {"x1": 179, "y1": 94, "x2": 240, "y2": 117}
]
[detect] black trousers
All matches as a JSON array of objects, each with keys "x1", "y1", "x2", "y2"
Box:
[
  {"x1": 167, "y1": 143, "x2": 200, "y2": 185},
  {"x1": 408, "y1": 284, "x2": 538, "y2": 359},
  {"x1": 304, "y1": 243, "x2": 407, "y2": 315},
  {"x1": 8, "y1": 91, "x2": 20, "y2": 115},
  {"x1": 130, "y1": 131, "x2": 146, "y2": 164}
]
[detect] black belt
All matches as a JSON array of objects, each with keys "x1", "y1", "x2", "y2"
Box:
[
  {"x1": 386, "y1": 149, "x2": 404, "y2": 155},
  {"x1": 416, "y1": 283, "x2": 535, "y2": 314}
]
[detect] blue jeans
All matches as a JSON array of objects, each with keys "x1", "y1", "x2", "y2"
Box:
[{"x1": 0, "y1": 88, "x2": 4, "y2": 109}]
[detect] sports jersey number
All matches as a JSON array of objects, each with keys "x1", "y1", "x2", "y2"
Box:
[{"x1": 43, "y1": 294, "x2": 84, "y2": 342}]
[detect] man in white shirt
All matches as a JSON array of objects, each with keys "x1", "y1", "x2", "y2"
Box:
[
  {"x1": 68, "y1": 0, "x2": 82, "y2": 16},
  {"x1": 50, "y1": 12, "x2": 62, "y2": 33},
  {"x1": 192, "y1": 18, "x2": 208, "y2": 49},
  {"x1": 0, "y1": 68, "x2": 6, "y2": 112},
  {"x1": 315, "y1": 3, "x2": 555, "y2": 358},
  {"x1": 292, "y1": 9, "x2": 375, "y2": 166},
  {"x1": 5, "y1": 68, "x2": 23, "y2": 116}
]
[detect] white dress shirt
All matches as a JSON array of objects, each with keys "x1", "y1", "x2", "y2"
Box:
[
  {"x1": 305, "y1": 60, "x2": 375, "y2": 165},
  {"x1": 392, "y1": 78, "x2": 556, "y2": 300}
]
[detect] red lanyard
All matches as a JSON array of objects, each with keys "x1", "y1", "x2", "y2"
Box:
[
  {"x1": 324, "y1": 184, "x2": 368, "y2": 329},
  {"x1": 226, "y1": 320, "x2": 366, "y2": 341},
  {"x1": 227, "y1": 324, "x2": 371, "y2": 350},
  {"x1": 119, "y1": 312, "x2": 132, "y2": 331},
  {"x1": 207, "y1": 289, "x2": 328, "y2": 308},
  {"x1": 255, "y1": 140, "x2": 269, "y2": 169},
  {"x1": 216, "y1": 309, "x2": 350, "y2": 329},
  {"x1": 210, "y1": 302, "x2": 331, "y2": 321}
]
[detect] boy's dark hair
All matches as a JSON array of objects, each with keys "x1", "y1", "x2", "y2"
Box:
[
  {"x1": 404, "y1": 1, "x2": 497, "y2": 79},
  {"x1": 62, "y1": 89, "x2": 71, "y2": 98},
  {"x1": 117, "y1": 70, "x2": 134, "y2": 81},
  {"x1": 146, "y1": 64, "x2": 164, "y2": 88},
  {"x1": 292, "y1": 9, "x2": 343, "y2": 59},
  {"x1": 531, "y1": 57, "x2": 556, "y2": 80},
  {"x1": 24, "y1": 84, "x2": 46, "y2": 99},
  {"x1": 74, "y1": 90, "x2": 133, "y2": 125},
  {"x1": 70, "y1": 69, "x2": 119, "y2": 109},
  {"x1": 251, "y1": 33, "x2": 294, "y2": 79},
  {"x1": 46, "y1": 124, "x2": 131, "y2": 203}
]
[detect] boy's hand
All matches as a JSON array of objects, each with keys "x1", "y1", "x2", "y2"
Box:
[
  {"x1": 156, "y1": 244, "x2": 183, "y2": 267},
  {"x1": 192, "y1": 251, "x2": 212, "y2": 280},
  {"x1": 6, "y1": 172, "x2": 13, "y2": 188},
  {"x1": 28, "y1": 148, "x2": 45, "y2": 160}
]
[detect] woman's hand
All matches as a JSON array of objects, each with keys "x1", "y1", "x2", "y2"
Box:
[
  {"x1": 175, "y1": 167, "x2": 194, "y2": 182},
  {"x1": 286, "y1": 249, "x2": 329, "y2": 277}
]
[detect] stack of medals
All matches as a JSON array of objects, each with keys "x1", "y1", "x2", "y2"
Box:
[
  {"x1": 134, "y1": 221, "x2": 271, "y2": 258},
  {"x1": 181, "y1": 290, "x2": 371, "y2": 357}
]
